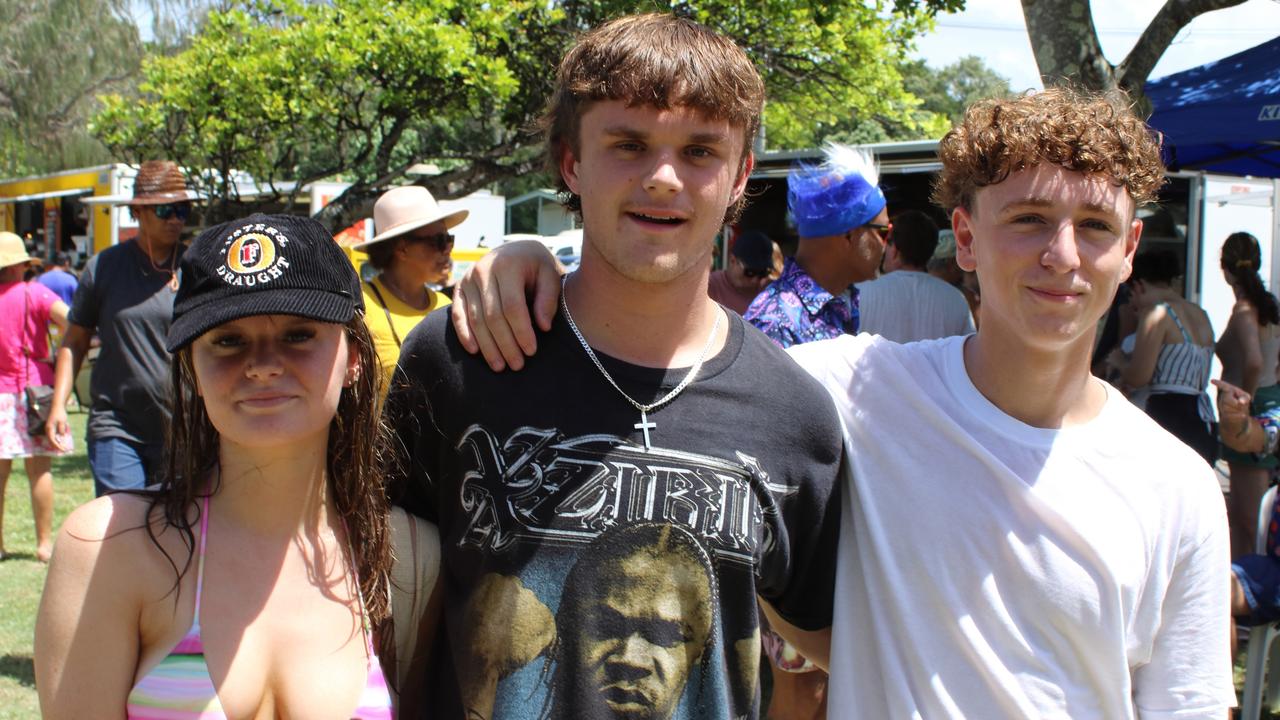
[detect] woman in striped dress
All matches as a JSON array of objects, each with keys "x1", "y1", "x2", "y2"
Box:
[{"x1": 1121, "y1": 249, "x2": 1217, "y2": 464}]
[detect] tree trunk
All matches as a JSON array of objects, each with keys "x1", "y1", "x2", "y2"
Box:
[{"x1": 1021, "y1": 0, "x2": 1116, "y2": 91}]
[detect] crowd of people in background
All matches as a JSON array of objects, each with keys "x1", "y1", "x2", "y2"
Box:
[{"x1": 5, "y1": 10, "x2": 1278, "y2": 720}]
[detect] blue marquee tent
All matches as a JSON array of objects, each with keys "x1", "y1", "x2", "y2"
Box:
[{"x1": 1145, "y1": 35, "x2": 1280, "y2": 177}]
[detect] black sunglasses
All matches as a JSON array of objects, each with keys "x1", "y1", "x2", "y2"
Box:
[
  {"x1": 864, "y1": 221, "x2": 892, "y2": 239},
  {"x1": 743, "y1": 267, "x2": 772, "y2": 279},
  {"x1": 409, "y1": 231, "x2": 454, "y2": 252},
  {"x1": 153, "y1": 203, "x2": 193, "y2": 221}
]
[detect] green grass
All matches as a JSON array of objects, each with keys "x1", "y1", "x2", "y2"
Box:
[{"x1": 0, "y1": 412, "x2": 92, "y2": 720}]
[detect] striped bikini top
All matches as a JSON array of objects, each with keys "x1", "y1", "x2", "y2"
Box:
[
  {"x1": 1149, "y1": 302, "x2": 1215, "y2": 424},
  {"x1": 125, "y1": 496, "x2": 392, "y2": 719}
]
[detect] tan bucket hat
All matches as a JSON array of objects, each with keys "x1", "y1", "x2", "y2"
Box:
[
  {"x1": 352, "y1": 185, "x2": 468, "y2": 250},
  {"x1": 0, "y1": 231, "x2": 34, "y2": 269},
  {"x1": 126, "y1": 160, "x2": 195, "y2": 206}
]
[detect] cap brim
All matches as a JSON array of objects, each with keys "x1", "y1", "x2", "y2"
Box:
[
  {"x1": 166, "y1": 288, "x2": 356, "y2": 352},
  {"x1": 351, "y1": 209, "x2": 469, "y2": 250}
]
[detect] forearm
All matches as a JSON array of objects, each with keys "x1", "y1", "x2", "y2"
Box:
[
  {"x1": 51, "y1": 343, "x2": 85, "y2": 411},
  {"x1": 758, "y1": 599, "x2": 831, "y2": 671},
  {"x1": 1220, "y1": 412, "x2": 1267, "y2": 454}
]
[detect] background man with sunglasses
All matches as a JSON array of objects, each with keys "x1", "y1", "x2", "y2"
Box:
[
  {"x1": 736, "y1": 142, "x2": 888, "y2": 719},
  {"x1": 744, "y1": 143, "x2": 890, "y2": 349},
  {"x1": 353, "y1": 185, "x2": 464, "y2": 386},
  {"x1": 46, "y1": 160, "x2": 194, "y2": 495},
  {"x1": 856, "y1": 209, "x2": 974, "y2": 343},
  {"x1": 707, "y1": 229, "x2": 780, "y2": 315}
]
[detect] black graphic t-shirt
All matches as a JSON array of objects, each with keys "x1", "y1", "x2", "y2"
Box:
[{"x1": 386, "y1": 308, "x2": 843, "y2": 720}]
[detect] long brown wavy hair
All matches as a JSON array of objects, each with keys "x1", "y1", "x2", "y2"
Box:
[{"x1": 144, "y1": 314, "x2": 395, "y2": 653}]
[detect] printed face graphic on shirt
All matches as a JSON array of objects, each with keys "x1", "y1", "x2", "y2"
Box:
[
  {"x1": 554, "y1": 523, "x2": 716, "y2": 720},
  {"x1": 450, "y1": 424, "x2": 793, "y2": 719}
]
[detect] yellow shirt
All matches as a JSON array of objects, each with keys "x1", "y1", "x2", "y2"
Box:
[{"x1": 362, "y1": 276, "x2": 451, "y2": 387}]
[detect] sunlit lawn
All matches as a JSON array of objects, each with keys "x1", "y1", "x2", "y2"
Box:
[{"x1": 0, "y1": 412, "x2": 92, "y2": 719}]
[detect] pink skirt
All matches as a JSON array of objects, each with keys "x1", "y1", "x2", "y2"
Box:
[{"x1": 0, "y1": 391, "x2": 72, "y2": 459}]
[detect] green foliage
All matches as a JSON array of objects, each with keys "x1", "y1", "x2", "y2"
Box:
[
  {"x1": 94, "y1": 0, "x2": 961, "y2": 226},
  {"x1": 0, "y1": 0, "x2": 141, "y2": 176},
  {"x1": 906, "y1": 55, "x2": 1013, "y2": 122},
  {"x1": 95, "y1": 0, "x2": 523, "y2": 219},
  {"x1": 819, "y1": 54, "x2": 1009, "y2": 146}
]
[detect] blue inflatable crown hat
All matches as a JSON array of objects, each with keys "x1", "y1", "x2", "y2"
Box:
[{"x1": 788, "y1": 143, "x2": 886, "y2": 239}]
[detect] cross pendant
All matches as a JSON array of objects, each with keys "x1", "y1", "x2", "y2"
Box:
[{"x1": 634, "y1": 409, "x2": 657, "y2": 451}]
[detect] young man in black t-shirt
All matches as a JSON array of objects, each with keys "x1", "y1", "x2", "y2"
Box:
[{"x1": 385, "y1": 14, "x2": 843, "y2": 720}]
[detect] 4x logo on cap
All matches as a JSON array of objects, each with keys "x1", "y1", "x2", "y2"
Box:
[{"x1": 216, "y1": 223, "x2": 291, "y2": 287}]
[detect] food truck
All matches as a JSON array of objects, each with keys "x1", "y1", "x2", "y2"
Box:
[{"x1": 0, "y1": 163, "x2": 136, "y2": 262}]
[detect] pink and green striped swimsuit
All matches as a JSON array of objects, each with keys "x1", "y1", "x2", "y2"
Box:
[{"x1": 125, "y1": 496, "x2": 392, "y2": 719}]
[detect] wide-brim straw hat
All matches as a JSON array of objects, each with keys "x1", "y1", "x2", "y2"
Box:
[
  {"x1": 352, "y1": 185, "x2": 468, "y2": 250},
  {"x1": 126, "y1": 160, "x2": 196, "y2": 206},
  {"x1": 0, "y1": 231, "x2": 34, "y2": 269}
]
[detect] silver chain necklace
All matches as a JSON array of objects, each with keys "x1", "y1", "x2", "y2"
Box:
[{"x1": 560, "y1": 273, "x2": 722, "y2": 451}]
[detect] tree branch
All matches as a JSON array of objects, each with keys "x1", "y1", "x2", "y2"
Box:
[{"x1": 1117, "y1": 0, "x2": 1248, "y2": 93}]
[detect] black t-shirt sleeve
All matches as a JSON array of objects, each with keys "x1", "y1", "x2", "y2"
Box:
[
  {"x1": 745, "y1": 334, "x2": 843, "y2": 632},
  {"x1": 383, "y1": 313, "x2": 448, "y2": 523},
  {"x1": 765, "y1": 446, "x2": 843, "y2": 631}
]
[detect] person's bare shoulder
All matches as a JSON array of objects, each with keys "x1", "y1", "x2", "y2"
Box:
[
  {"x1": 52, "y1": 493, "x2": 177, "y2": 596},
  {"x1": 1232, "y1": 298, "x2": 1260, "y2": 317}
]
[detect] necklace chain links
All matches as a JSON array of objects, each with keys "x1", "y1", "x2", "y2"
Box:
[{"x1": 559, "y1": 273, "x2": 722, "y2": 449}]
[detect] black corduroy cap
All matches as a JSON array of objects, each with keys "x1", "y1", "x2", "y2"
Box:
[{"x1": 166, "y1": 214, "x2": 363, "y2": 352}]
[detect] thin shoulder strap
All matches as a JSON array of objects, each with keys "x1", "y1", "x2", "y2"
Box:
[
  {"x1": 20, "y1": 285, "x2": 30, "y2": 390},
  {"x1": 194, "y1": 494, "x2": 210, "y2": 624},
  {"x1": 1161, "y1": 302, "x2": 1194, "y2": 344},
  {"x1": 365, "y1": 279, "x2": 402, "y2": 348}
]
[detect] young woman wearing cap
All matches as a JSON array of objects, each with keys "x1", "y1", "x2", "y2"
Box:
[
  {"x1": 354, "y1": 185, "x2": 466, "y2": 385},
  {"x1": 35, "y1": 214, "x2": 440, "y2": 719},
  {"x1": 1118, "y1": 249, "x2": 1216, "y2": 464},
  {"x1": 0, "y1": 232, "x2": 71, "y2": 562}
]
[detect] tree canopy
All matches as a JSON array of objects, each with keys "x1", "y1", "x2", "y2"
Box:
[
  {"x1": 0, "y1": 0, "x2": 141, "y2": 176},
  {"x1": 92, "y1": 0, "x2": 962, "y2": 228},
  {"x1": 820, "y1": 55, "x2": 1010, "y2": 145}
]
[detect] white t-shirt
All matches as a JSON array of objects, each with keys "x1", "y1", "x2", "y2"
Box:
[
  {"x1": 855, "y1": 270, "x2": 974, "y2": 343},
  {"x1": 787, "y1": 334, "x2": 1233, "y2": 719}
]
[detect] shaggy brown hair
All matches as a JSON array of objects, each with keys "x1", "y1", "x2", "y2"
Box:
[
  {"x1": 540, "y1": 13, "x2": 765, "y2": 223},
  {"x1": 932, "y1": 87, "x2": 1166, "y2": 214},
  {"x1": 146, "y1": 315, "x2": 395, "y2": 663}
]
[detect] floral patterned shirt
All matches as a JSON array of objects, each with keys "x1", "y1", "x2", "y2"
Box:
[{"x1": 744, "y1": 257, "x2": 859, "y2": 348}]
